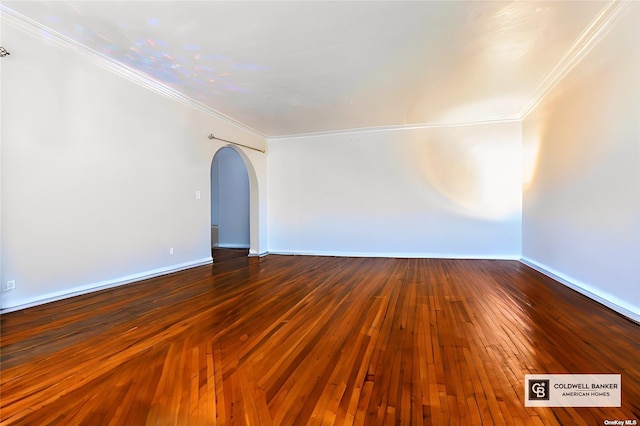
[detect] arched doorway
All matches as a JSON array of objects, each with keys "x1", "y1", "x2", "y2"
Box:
[{"x1": 210, "y1": 147, "x2": 250, "y2": 260}]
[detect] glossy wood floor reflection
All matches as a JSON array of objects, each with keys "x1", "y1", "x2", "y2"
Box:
[{"x1": 1, "y1": 256, "x2": 638, "y2": 425}]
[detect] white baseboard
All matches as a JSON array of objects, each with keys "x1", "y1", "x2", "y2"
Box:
[
  {"x1": 267, "y1": 250, "x2": 520, "y2": 260},
  {"x1": 0, "y1": 257, "x2": 213, "y2": 314},
  {"x1": 212, "y1": 243, "x2": 251, "y2": 249},
  {"x1": 520, "y1": 257, "x2": 639, "y2": 324}
]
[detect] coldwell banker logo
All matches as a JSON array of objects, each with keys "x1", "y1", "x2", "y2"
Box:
[
  {"x1": 528, "y1": 379, "x2": 550, "y2": 401},
  {"x1": 525, "y1": 374, "x2": 621, "y2": 407}
]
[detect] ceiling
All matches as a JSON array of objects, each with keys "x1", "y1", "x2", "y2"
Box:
[{"x1": 1, "y1": 1, "x2": 619, "y2": 137}]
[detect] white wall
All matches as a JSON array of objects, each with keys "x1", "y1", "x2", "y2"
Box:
[
  {"x1": 211, "y1": 147, "x2": 250, "y2": 248},
  {"x1": 268, "y1": 122, "x2": 522, "y2": 258},
  {"x1": 0, "y1": 23, "x2": 267, "y2": 311},
  {"x1": 211, "y1": 155, "x2": 220, "y2": 226},
  {"x1": 522, "y1": 5, "x2": 640, "y2": 321}
]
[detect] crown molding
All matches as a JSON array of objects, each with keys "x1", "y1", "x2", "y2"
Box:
[
  {"x1": 519, "y1": 0, "x2": 635, "y2": 119},
  {"x1": 0, "y1": 5, "x2": 267, "y2": 141},
  {"x1": 267, "y1": 117, "x2": 522, "y2": 141}
]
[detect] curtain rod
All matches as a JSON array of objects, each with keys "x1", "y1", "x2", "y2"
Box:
[{"x1": 208, "y1": 133, "x2": 265, "y2": 153}]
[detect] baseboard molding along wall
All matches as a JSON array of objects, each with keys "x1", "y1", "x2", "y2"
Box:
[
  {"x1": 520, "y1": 257, "x2": 639, "y2": 324},
  {"x1": 0, "y1": 257, "x2": 213, "y2": 314},
  {"x1": 213, "y1": 243, "x2": 251, "y2": 249},
  {"x1": 248, "y1": 251, "x2": 269, "y2": 257},
  {"x1": 267, "y1": 250, "x2": 521, "y2": 260}
]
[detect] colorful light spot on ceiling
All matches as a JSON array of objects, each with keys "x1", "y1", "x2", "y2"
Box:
[{"x1": 7, "y1": 5, "x2": 265, "y2": 95}]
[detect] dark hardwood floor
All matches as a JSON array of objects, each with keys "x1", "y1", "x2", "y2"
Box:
[
  {"x1": 1, "y1": 256, "x2": 638, "y2": 425},
  {"x1": 212, "y1": 248, "x2": 250, "y2": 264}
]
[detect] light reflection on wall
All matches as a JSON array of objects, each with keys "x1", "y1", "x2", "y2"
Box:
[
  {"x1": 418, "y1": 126, "x2": 522, "y2": 221},
  {"x1": 522, "y1": 121, "x2": 542, "y2": 191},
  {"x1": 27, "y1": 5, "x2": 268, "y2": 97}
]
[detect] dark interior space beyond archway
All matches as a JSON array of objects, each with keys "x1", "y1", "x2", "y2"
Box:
[{"x1": 211, "y1": 146, "x2": 250, "y2": 258}]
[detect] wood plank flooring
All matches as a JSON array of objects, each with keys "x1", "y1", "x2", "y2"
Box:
[
  {"x1": 211, "y1": 248, "x2": 249, "y2": 264},
  {"x1": 1, "y1": 255, "x2": 638, "y2": 425}
]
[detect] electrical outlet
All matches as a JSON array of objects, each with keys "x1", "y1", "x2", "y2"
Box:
[
  {"x1": 169, "y1": 247, "x2": 174, "y2": 255},
  {"x1": 3, "y1": 280, "x2": 15, "y2": 292},
  {"x1": 195, "y1": 190, "x2": 201, "y2": 199}
]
